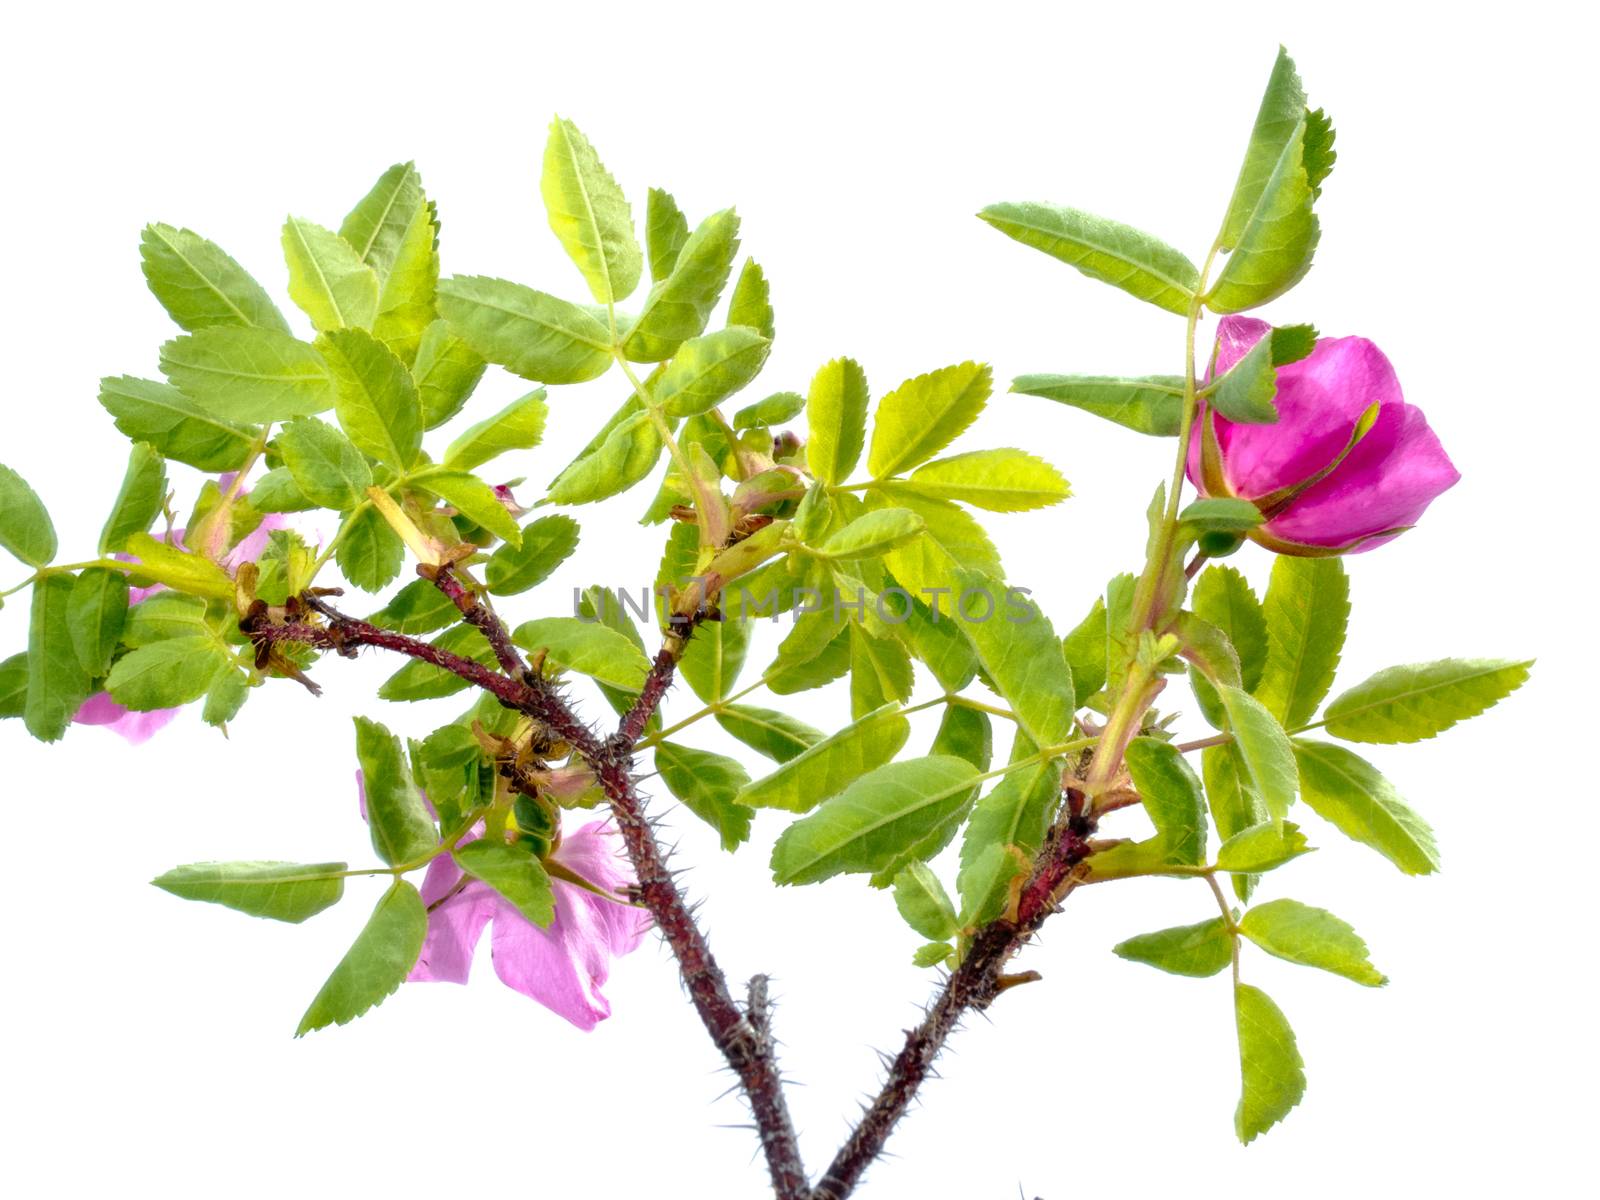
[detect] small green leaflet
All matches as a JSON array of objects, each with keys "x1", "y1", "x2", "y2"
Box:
[
  {"x1": 655, "y1": 741, "x2": 755, "y2": 851},
  {"x1": 152, "y1": 861, "x2": 346, "y2": 923},
  {"x1": 735, "y1": 703, "x2": 910, "y2": 813},
  {"x1": 418, "y1": 471, "x2": 522, "y2": 546},
  {"x1": 1113, "y1": 917, "x2": 1233, "y2": 977},
  {"x1": 770, "y1": 755, "x2": 980, "y2": 886},
  {"x1": 160, "y1": 327, "x2": 336, "y2": 424},
  {"x1": 98, "y1": 442, "x2": 167, "y2": 555},
  {"x1": 1292, "y1": 739, "x2": 1438, "y2": 875},
  {"x1": 726, "y1": 258, "x2": 774, "y2": 339},
  {"x1": 541, "y1": 116, "x2": 642, "y2": 306},
  {"x1": 1010, "y1": 374, "x2": 1185, "y2": 437},
  {"x1": 1254, "y1": 556, "x2": 1349, "y2": 729},
  {"x1": 454, "y1": 840, "x2": 556, "y2": 927},
  {"x1": 1219, "y1": 684, "x2": 1297, "y2": 824},
  {"x1": 1238, "y1": 898, "x2": 1386, "y2": 986},
  {"x1": 1203, "y1": 743, "x2": 1269, "y2": 902},
  {"x1": 0, "y1": 653, "x2": 27, "y2": 719},
  {"x1": 645, "y1": 188, "x2": 689, "y2": 280},
  {"x1": 122, "y1": 531, "x2": 235, "y2": 600},
  {"x1": 436, "y1": 275, "x2": 613, "y2": 385},
  {"x1": 67, "y1": 569, "x2": 129, "y2": 677},
  {"x1": 806, "y1": 358, "x2": 869, "y2": 485},
  {"x1": 340, "y1": 162, "x2": 424, "y2": 280},
  {"x1": 25, "y1": 574, "x2": 90, "y2": 741},
  {"x1": 546, "y1": 403, "x2": 663, "y2": 506},
  {"x1": 296, "y1": 879, "x2": 427, "y2": 1036},
  {"x1": 107, "y1": 637, "x2": 231, "y2": 711},
  {"x1": 511, "y1": 617, "x2": 650, "y2": 692},
  {"x1": 1215, "y1": 820, "x2": 1311, "y2": 874},
  {"x1": 444, "y1": 390, "x2": 549, "y2": 471},
  {"x1": 276, "y1": 417, "x2": 372, "y2": 511},
  {"x1": 354, "y1": 716, "x2": 437, "y2": 867},
  {"x1": 97, "y1": 376, "x2": 259, "y2": 472},
  {"x1": 811, "y1": 507, "x2": 925, "y2": 561},
  {"x1": 0, "y1": 463, "x2": 58, "y2": 567},
  {"x1": 1234, "y1": 982, "x2": 1306, "y2": 1143},
  {"x1": 892, "y1": 863, "x2": 958, "y2": 942},
  {"x1": 335, "y1": 506, "x2": 404, "y2": 593},
  {"x1": 1321, "y1": 658, "x2": 1531, "y2": 743},
  {"x1": 1218, "y1": 48, "x2": 1309, "y2": 250},
  {"x1": 485, "y1": 514, "x2": 579, "y2": 595},
  {"x1": 653, "y1": 327, "x2": 770, "y2": 417},
  {"x1": 954, "y1": 568, "x2": 1075, "y2": 752},
  {"x1": 139, "y1": 223, "x2": 290, "y2": 333},
  {"x1": 282, "y1": 216, "x2": 379, "y2": 331},
  {"x1": 1124, "y1": 737, "x2": 1207, "y2": 865},
  {"x1": 1178, "y1": 497, "x2": 1262, "y2": 533},
  {"x1": 414, "y1": 321, "x2": 488, "y2": 429},
  {"x1": 979, "y1": 202, "x2": 1200, "y2": 316},
  {"x1": 378, "y1": 624, "x2": 498, "y2": 701},
  {"x1": 904, "y1": 449, "x2": 1070, "y2": 512},
  {"x1": 1192, "y1": 565, "x2": 1268, "y2": 692},
  {"x1": 732, "y1": 390, "x2": 805, "y2": 431},
  {"x1": 368, "y1": 579, "x2": 458, "y2": 635},
  {"x1": 1060, "y1": 596, "x2": 1108, "y2": 699},
  {"x1": 868, "y1": 362, "x2": 991, "y2": 478},
  {"x1": 319, "y1": 328, "x2": 422, "y2": 471},
  {"x1": 1206, "y1": 333, "x2": 1279, "y2": 424},
  {"x1": 715, "y1": 704, "x2": 824, "y2": 763},
  {"x1": 621, "y1": 208, "x2": 741, "y2": 362}
]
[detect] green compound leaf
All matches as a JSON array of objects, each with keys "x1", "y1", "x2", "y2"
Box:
[
  {"x1": 806, "y1": 357, "x2": 870, "y2": 485},
  {"x1": 1239, "y1": 898, "x2": 1386, "y2": 987},
  {"x1": 1114, "y1": 916, "x2": 1233, "y2": 977},
  {"x1": 1292, "y1": 739, "x2": 1438, "y2": 875},
  {"x1": 444, "y1": 389, "x2": 549, "y2": 471},
  {"x1": 736, "y1": 703, "x2": 910, "y2": 814},
  {"x1": 1010, "y1": 374, "x2": 1185, "y2": 437},
  {"x1": 282, "y1": 216, "x2": 379, "y2": 331},
  {"x1": 1254, "y1": 556, "x2": 1349, "y2": 729},
  {"x1": 0, "y1": 463, "x2": 57, "y2": 567},
  {"x1": 153, "y1": 861, "x2": 347, "y2": 923},
  {"x1": 139, "y1": 223, "x2": 290, "y2": 334},
  {"x1": 904, "y1": 448, "x2": 1070, "y2": 512},
  {"x1": 1321, "y1": 658, "x2": 1532, "y2": 744},
  {"x1": 1124, "y1": 736, "x2": 1207, "y2": 866},
  {"x1": 159, "y1": 327, "x2": 336, "y2": 424},
  {"x1": 1234, "y1": 981, "x2": 1306, "y2": 1144},
  {"x1": 1192, "y1": 565, "x2": 1268, "y2": 692},
  {"x1": 296, "y1": 879, "x2": 427, "y2": 1036},
  {"x1": 979, "y1": 201, "x2": 1199, "y2": 315},
  {"x1": 276, "y1": 417, "x2": 372, "y2": 511},
  {"x1": 892, "y1": 862, "x2": 958, "y2": 942},
  {"x1": 319, "y1": 328, "x2": 422, "y2": 471},
  {"x1": 98, "y1": 442, "x2": 167, "y2": 555},
  {"x1": 436, "y1": 275, "x2": 612, "y2": 385},
  {"x1": 453, "y1": 840, "x2": 556, "y2": 927},
  {"x1": 771, "y1": 755, "x2": 980, "y2": 886},
  {"x1": 485, "y1": 514, "x2": 580, "y2": 596},
  {"x1": 655, "y1": 741, "x2": 755, "y2": 851},
  {"x1": 715, "y1": 704, "x2": 824, "y2": 764},
  {"x1": 868, "y1": 362, "x2": 991, "y2": 479},
  {"x1": 542, "y1": 116, "x2": 642, "y2": 306},
  {"x1": 354, "y1": 715, "x2": 437, "y2": 867},
  {"x1": 97, "y1": 376, "x2": 259, "y2": 472},
  {"x1": 512, "y1": 617, "x2": 650, "y2": 693}
]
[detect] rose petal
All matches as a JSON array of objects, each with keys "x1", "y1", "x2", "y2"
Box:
[
  {"x1": 73, "y1": 693, "x2": 180, "y2": 744},
  {"x1": 488, "y1": 894, "x2": 613, "y2": 1031}
]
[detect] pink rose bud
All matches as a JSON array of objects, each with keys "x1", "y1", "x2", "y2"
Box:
[{"x1": 1187, "y1": 317, "x2": 1460, "y2": 555}]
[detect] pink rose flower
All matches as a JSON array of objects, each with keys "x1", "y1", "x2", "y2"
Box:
[{"x1": 1187, "y1": 316, "x2": 1460, "y2": 554}]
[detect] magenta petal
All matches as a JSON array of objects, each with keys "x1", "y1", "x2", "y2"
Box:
[
  {"x1": 489, "y1": 897, "x2": 613, "y2": 1031},
  {"x1": 73, "y1": 693, "x2": 180, "y2": 744},
  {"x1": 554, "y1": 822, "x2": 650, "y2": 956},
  {"x1": 225, "y1": 513, "x2": 287, "y2": 569},
  {"x1": 411, "y1": 874, "x2": 496, "y2": 985},
  {"x1": 1211, "y1": 315, "x2": 1271, "y2": 377}
]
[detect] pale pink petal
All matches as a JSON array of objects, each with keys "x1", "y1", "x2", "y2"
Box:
[
  {"x1": 224, "y1": 513, "x2": 287, "y2": 569},
  {"x1": 409, "y1": 865, "x2": 497, "y2": 985},
  {"x1": 553, "y1": 821, "x2": 650, "y2": 956},
  {"x1": 488, "y1": 893, "x2": 613, "y2": 1031},
  {"x1": 73, "y1": 692, "x2": 180, "y2": 744}
]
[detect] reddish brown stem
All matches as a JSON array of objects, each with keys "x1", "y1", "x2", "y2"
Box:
[{"x1": 423, "y1": 563, "x2": 528, "y2": 680}]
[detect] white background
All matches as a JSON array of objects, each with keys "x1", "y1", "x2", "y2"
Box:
[{"x1": 1, "y1": 2, "x2": 1593, "y2": 1196}]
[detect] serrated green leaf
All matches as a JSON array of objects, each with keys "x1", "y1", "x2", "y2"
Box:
[
  {"x1": 1114, "y1": 917, "x2": 1233, "y2": 977},
  {"x1": 378, "y1": 623, "x2": 497, "y2": 701},
  {"x1": 726, "y1": 258, "x2": 773, "y2": 339},
  {"x1": 454, "y1": 840, "x2": 556, "y2": 927},
  {"x1": 954, "y1": 569, "x2": 1075, "y2": 751},
  {"x1": 736, "y1": 703, "x2": 910, "y2": 813},
  {"x1": 0, "y1": 653, "x2": 28, "y2": 719},
  {"x1": 413, "y1": 320, "x2": 488, "y2": 428},
  {"x1": 912, "y1": 941, "x2": 955, "y2": 968},
  {"x1": 202, "y1": 667, "x2": 250, "y2": 728},
  {"x1": 680, "y1": 593, "x2": 753, "y2": 705},
  {"x1": 97, "y1": 376, "x2": 259, "y2": 472},
  {"x1": 444, "y1": 389, "x2": 548, "y2": 471},
  {"x1": 1234, "y1": 981, "x2": 1306, "y2": 1143},
  {"x1": 871, "y1": 485, "x2": 1003, "y2": 601},
  {"x1": 893, "y1": 862, "x2": 958, "y2": 941},
  {"x1": 765, "y1": 621, "x2": 851, "y2": 695},
  {"x1": 902, "y1": 448, "x2": 1070, "y2": 512},
  {"x1": 123, "y1": 591, "x2": 210, "y2": 645},
  {"x1": 139, "y1": 223, "x2": 290, "y2": 334},
  {"x1": 296, "y1": 879, "x2": 426, "y2": 1036},
  {"x1": 655, "y1": 741, "x2": 754, "y2": 851},
  {"x1": 276, "y1": 417, "x2": 371, "y2": 510},
  {"x1": 1203, "y1": 743, "x2": 1270, "y2": 902},
  {"x1": 485, "y1": 513, "x2": 579, "y2": 596},
  {"x1": 812, "y1": 507, "x2": 925, "y2": 561},
  {"x1": 1240, "y1": 898, "x2": 1385, "y2": 986},
  {"x1": 868, "y1": 362, "x2": 991, "y2": 478},
  {"x1": 622, "y1": 208, "x2": 740, "y2": 362},
  {"x1": 335, "y1": 505, "x2": 404, "y2": 592},
  {"x1": 24, "y1": 575, "x2": 91, "y2": 740},
  {"x1": 1215, "y1": 820, "x2": 1311, "y2": 874},
  {"x1": 546, "y1": 404, "x2": 662, "y2": 506},
  {"x1": 355, "y1": 715, "x2": 436, "y2": 866},
  {"x1": 1061, "y1": 597, "x2": 1108, "y2": 700},
  {"x1": 1292, "y1": 739, "x2": 1437, "y2": 874},
  {"x1": 771, "y1": 755, "x2": 980, "y2": 885},
  {"x1": 0, "y1": 463, "x2": 56, "y2": 567},
  {"x1": 371, "y1": 198, "x2": 439, "y2": 365},
  {"x1": 732, "y1": 390, "x2": 804, "y2": 431},
  {"x1": 160, "y1": 327, "x2": 336, "y2": 424},
  {"x1": 980, "y1": 202, "x2": 1199, "y2": 315},
  {"x1": 645, "y1": 188, "x2": 689, "y2": 281},
  {"x1": 715, "y1": 704, "x2": 823, "y2": 763},
  {"x1": 339, "y1": 162, "x2": 424, "y2": 280},
  {"x1": 97, "y1": 442, "x2": 167, "y2": 555},
  {"x1": 1010, "y1": 374, "x2": 1185, "y2": 436},
  {"x1": 282, "y1": 216, "x2": 378, "y2": 331},
  {"x1": 1321, "y1": 658, "x2": 1531, "y2": 744},
  {"x1": 806, "y1": 357, "x2": 869, "y2": 484},
  {"x1": 319, "y1": 328, "x2": 422, "y2": 470},
  {"x1": 1125, "y1": 737, "x2": 1207, "y2": 865},
  {"x1": 1219, "y1": 684, "x2": 1297, "y2": 824},
  {"x1": 436, "y1": 275, "x2": 612, "y2": 385},
  {"x1": 895, "y1": 588, "x2": 979, "y2": 692},
  {"x1": 1193, "y1": 565, "x2": 1268, "y2": 692},
  {"x1": 1254, "y1": 555, "x2": 1348, "y2": 729},
  {"x1": 153, "y1": 860, "x2": 346, "y2": 923},
  {"x1": 654, "y1": 326, "x2": 769, "y2": 417},
  {"x1": 511, "y1": 617, "x2": 650, "y2": 692},
  {"x1": 67, "y1": 568, "x2": 129, "y2": 678},
  {"x1": 367, "y1": 579, "x2": 458, "y2": 635},
  {"x1": 107, "y1": 636, "x2": 230, "y2": 710},
  {"x1": 419, "y1": 470, "x2": 521, "y2": 546},
  {"x1": 1219, "y1": 48, "x2": 1309, "y2": 248},
  {"x1": 542, "y1": 117, "x2": 642, "y2": 305}
]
